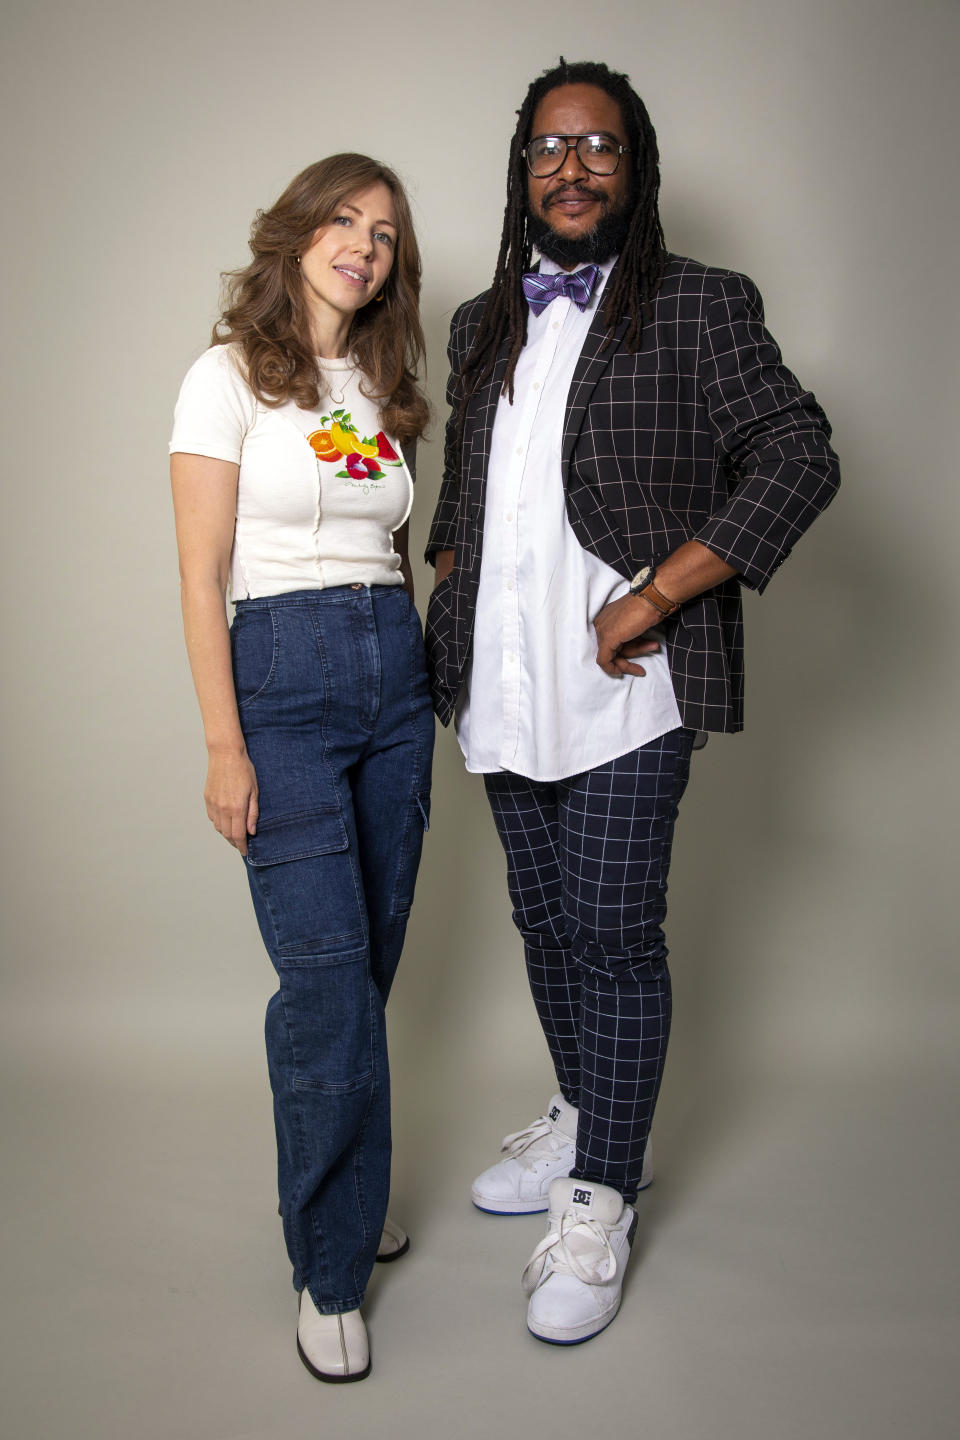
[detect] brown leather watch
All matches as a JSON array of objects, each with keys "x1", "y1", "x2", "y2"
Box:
[{"x1": 628, "y1": 565, "x2": 680, "y2": 618}]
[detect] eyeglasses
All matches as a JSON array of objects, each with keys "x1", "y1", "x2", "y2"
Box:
[{"x1": 522, "y1": 133, "x2": 630, "y2": 178}]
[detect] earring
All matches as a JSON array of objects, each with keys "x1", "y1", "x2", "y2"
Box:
[
  {"x1": 295, "y1": 256, "x2": 301, "y2": 265},
  {"x1": 374, "y1": 291, "x2": 385, "y2": 303}
]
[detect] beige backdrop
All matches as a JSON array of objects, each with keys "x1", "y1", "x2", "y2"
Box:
[{"x1": 2, "y1": 1, "x2": 957, "y2": 1437}]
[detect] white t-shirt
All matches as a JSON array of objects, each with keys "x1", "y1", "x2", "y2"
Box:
[{"x1": 170, "y1": 344, "x2": 414, "y2": 599}]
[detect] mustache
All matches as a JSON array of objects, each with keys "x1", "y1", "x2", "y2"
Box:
[{"x1": 542, "y1": 183, "x2": 609, "y2": 208}]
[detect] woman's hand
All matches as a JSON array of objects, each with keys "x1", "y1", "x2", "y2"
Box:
[{"x1": 204, "y1": 746, "x2": 259, "y2": 855}]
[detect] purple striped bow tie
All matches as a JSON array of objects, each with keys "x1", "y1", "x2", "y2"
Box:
[{"x1": 521, "y1": 264, "x2": 601, "y2": 316}]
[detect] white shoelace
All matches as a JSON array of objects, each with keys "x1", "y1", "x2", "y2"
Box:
[
  {"x1": 500, "y1": 1115, "x2": 573, "y2": 1172},
  {"x1": 521, "y1": 1208, "x2": 619, "y2": 1295}
]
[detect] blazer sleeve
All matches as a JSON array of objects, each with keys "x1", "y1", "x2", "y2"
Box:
[
  {"x1": 692, "y1": 271, "x2": 840, "y2": 592},
  {"x1": 424, "y1": 303, "x2": 472, "y2": 563}
]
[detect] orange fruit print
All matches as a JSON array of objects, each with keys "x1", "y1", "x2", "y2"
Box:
[{"x1": 306, "y1": 430, "x2": 340, "y2": 462}]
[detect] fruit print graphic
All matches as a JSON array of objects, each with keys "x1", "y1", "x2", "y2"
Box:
[{"x1": 306, "y1": 410, "x2": 404, "y2": 482}]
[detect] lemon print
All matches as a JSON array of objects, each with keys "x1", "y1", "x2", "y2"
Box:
[{"x1": 329, "y1": 421, "x2": 358, "y2": 457}]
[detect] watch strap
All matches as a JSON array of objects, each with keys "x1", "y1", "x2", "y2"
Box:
[{"x1": 638, "y1": 579, "x2": 680, "y2": 617}]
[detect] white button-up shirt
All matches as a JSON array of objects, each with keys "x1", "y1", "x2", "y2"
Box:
[{"x1": 455, "y1": 257, "x2": 682, "y2": 782}]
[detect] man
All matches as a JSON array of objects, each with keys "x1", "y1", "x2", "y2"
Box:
[{"x1": 425, "y1": 58, "x2": 839, "y2": 1346}]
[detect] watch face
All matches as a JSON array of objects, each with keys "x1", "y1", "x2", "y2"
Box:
[{"x1": 631, "y1": 565, "x2": 655, "y2": 591}]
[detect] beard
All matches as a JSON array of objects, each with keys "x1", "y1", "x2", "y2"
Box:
[{"x1": 527, "y1": 188, "x2": 634, "y2": 268}]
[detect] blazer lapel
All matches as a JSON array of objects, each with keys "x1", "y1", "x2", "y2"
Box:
[
  {"x1": 561, "y1": 298, "x2": 630, "y2": 474},
  {"x1": 466, "y1": 341, "x2": 511, "y2": 495},
  {"x1": 466, "y1": 273, "x2": 629, "y2": 493}
]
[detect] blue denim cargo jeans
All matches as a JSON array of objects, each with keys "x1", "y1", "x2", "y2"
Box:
[{"x1": 231, "y1": 585, "x2": 434, "y2": 1315}]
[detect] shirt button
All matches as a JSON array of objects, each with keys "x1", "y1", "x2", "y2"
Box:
[
  {"x1": 506, "y1": 580, "x2": 514, "y2": 591},
  {"x1": 552, "y1": 321, "x2": 560, "y2": 330},
  {"x1": 532, "y1": 381, "x2": 541, "y2": 391},
  {"x1": 516, "y1": 446, "x2": 523, "y2": 456},
  {"x1": 504, "y1": 511, "x2": 514, "y2": 523}
]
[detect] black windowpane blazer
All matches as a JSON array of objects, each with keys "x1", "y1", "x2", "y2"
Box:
[{"x1": 424, "y1": 255, "x2": 840, "y2": 732}]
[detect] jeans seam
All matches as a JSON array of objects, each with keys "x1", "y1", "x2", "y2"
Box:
[
  {"x1": 350, "y1": 977, "x2": 380, "y2": 1300},
  {"x1": 384, "y1": 621, "x2": 430, "y2": 920},
  {"x1": 289, "y1": 1073, "x2": 316, "y2": 1296}
]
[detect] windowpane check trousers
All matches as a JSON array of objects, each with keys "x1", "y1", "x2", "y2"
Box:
[{"x1": 483, "y1": 726, "x2": 695, "y2": 1203}]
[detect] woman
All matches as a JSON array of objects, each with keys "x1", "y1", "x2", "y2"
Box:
[{"x1": 170, "y1": 154, "x2": 433, "y2": 1384}]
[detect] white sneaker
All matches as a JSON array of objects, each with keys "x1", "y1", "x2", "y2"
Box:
[
  {"x1": 471, "y1": 1094, "x2": 577, "y2": 1213},
  {"x1": 375, "y1": 1215, "x2": 410, "y2": 1262},
  {"x1": 471, "y1": 1094, "x2": 654, "y2": 1214},
  {"x1": 522, "y1": 1177, "x2": 638, "y2": 1345},
  {"x1": 297, "y1": 1289, "x2": 370, "y2": 1383}
]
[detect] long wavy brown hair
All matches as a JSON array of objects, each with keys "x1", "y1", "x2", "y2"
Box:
[{"x1": 213, "y1": 154, "x2": 429, "y2": 443}]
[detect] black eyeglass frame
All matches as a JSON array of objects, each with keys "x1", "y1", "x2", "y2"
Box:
[{"x1": 522, "y1": 132, "x2": 631, "y2": 178}]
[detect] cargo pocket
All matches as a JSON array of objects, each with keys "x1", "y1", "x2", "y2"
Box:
[
  {"x1": 245, "y1": 808, "x2": 373, "y2": 1094},
  {"x1": 280, "y1": 951, "x2": 374, "y2": 1095},
  {"x1": 246, "y1": 807, "x2": 364, "y2": 961},
  {"x1": 246, "y1": 806, "x2": 348, "y2": 868}
]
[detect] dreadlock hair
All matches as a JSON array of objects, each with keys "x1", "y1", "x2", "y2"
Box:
[{"x1": 459, "y1": 59, "x2": 666, "y2": 427}]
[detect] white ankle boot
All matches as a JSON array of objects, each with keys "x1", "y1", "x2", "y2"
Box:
[
  {"x1": 376, "y1": 1215, "x2": 410, "y2": 1262},
  {"x1": 296, "y1": 1289, "x2": 370, "y2": 1382}
]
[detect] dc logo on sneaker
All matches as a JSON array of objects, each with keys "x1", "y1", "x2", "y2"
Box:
[
  {"x1": 549, "y1": 1107, "x2": 561, "y2": 1122},
  {"x1": 572, "y1": 1187, "x2": 593, "y2": 1205}
]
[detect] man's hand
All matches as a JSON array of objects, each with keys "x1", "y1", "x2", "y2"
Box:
[
  {"x1": 594, "y1": 543, "x2": 737, "y2": 676},
  {"x1": 433, "y1": 549, "x2": 455, "y2": 585},
  {"x1": 593, "y1": 593, "x2": 663, "y2": 677}
]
